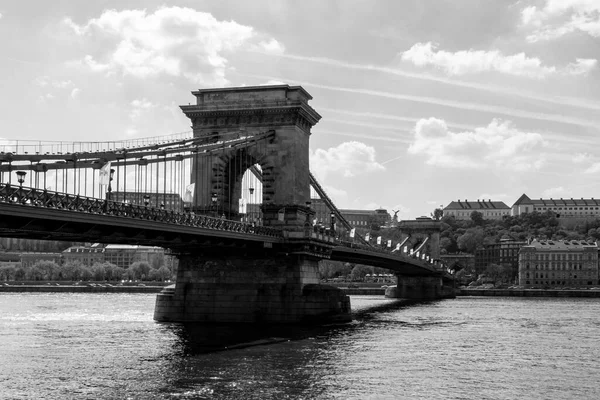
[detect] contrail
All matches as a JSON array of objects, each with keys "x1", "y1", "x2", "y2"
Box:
[
  {"x1": 246, "y1": 74, "x2": 599, "y2": 130},
  {"x1": 249, "y1": 51, "x2": 600, "y2": 112}
]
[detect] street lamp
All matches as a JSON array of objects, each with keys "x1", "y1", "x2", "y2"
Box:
[
  {"x1": 143, "y1": 194, "x2": 150, "y2": 207},
  {"x1": 107, "y1": 168, "x2": 115, "y2": 201},
  {"x1": 211, "y1": 192, "x2": 218, "y2": 215},
  {"x1": 249, "y1": 187, "x2": 254, "y2": 195},
  {"x1": 330, "y1": 212, "x2": 336, "y2": 234},
  {"x1": 16, "y1": 171, "x2": 26, "y2": 187}
]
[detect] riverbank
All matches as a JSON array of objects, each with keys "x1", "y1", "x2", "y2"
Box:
[
  {"x1": 0, "y1": 284, "x2": 384, "y2": 295},
  {"x1": 0, "y1": 283, "x2": 166, "y2": 293},
  {"x1": 4, "y1": 284, "x2": 600, "y2": 298},
  {"x1": 457, "y1": 288, "x2": 600, "y2": 297}
]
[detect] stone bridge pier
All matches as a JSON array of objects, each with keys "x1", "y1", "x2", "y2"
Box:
[
  {"x1": 385, "y1": 218, "x2": 455, "y2": 300},
  {"x1": 385, "y1": 276, "x2": 455, "y2": 299},
  {"x1": 154, "y1": 250, "x2": 351, "y2": 323}
]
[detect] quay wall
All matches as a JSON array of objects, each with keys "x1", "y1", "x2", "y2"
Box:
[
  {"x1": 458, "y1": 289, "x2": 600, "y2": 298},
  {"x1": 0, "y1": 285, "x2": 164, "y2": 293}
]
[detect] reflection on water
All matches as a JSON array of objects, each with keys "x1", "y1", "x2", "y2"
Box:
[
  {"x1": 1, "y1": 293, "x2": 600, "y2": 399},
  {"x1": 165, "y1": 297, "x2": 414, "y2": 355}
]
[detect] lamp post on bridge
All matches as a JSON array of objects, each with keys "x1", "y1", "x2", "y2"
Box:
[
  {"x1": 107, "y1": 168, "x2": 115, "y2": 200},
  {"x1": 248, "y1": 187, "x2": 255, "y2": 224},
  {"x1": 211, "y1": 192, "x2": 218, "y2": 217},
  {"x1": 330, "y1": 212, "x2": 336, "y2": 237},
  {"x1": 103, "y1": 169, "x2": 115, "y2": 213},
  {"x1": 143, "y1": 194, "x2": 150, "y2": 207},
  {"x1": 16, "y1": 171, "x2": 26, "y2": 187}
]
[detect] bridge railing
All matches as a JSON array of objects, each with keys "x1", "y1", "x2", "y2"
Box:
[
  {"x1": 335, "y1": 239, "x2": 449, "y2": 270},
  {"x1": 0, "y1": 183, "x2": 282, "y2": 238}
]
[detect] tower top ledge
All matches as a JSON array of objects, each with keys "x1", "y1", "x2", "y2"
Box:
[
  {"x1": 191, "y1": 84, "x2": 313, "y2": 106},
  {"x1": 182, "y1": 84, "x2": 321, "y2": 128}
]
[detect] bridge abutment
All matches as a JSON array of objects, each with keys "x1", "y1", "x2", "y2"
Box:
[
  {"x1": 154, "y1": 252, "x2": 351, "y2": 324},
  {"x1": 385, "y1": 276, "x2": 455, "y2": 300}
]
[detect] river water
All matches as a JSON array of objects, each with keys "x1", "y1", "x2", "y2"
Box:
[{"x1": 1, "y1": 293, "x2": 599, "y2": 400}]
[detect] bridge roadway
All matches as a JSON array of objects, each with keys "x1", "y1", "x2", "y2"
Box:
[{"x1": 0, "y1": 183, "x2": 447, "y2": 278}]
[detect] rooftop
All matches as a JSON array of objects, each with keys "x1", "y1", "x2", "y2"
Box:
[
  {"x1": 445, "y1": 199, "x2": 509, "y2": 210},
  {"x1": 513, "y1": 194, "x2": 600, "y2": 207},
  {"x1": 523, "y1": 239, "x2": 598, "y2": 250}
]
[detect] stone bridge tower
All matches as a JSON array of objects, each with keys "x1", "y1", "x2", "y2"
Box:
[
  {"x1": 397, "y1": 218, "x2": 441, "y2": 260},
  {"x1": 154, "y1": 85, "x2": 351, "y2": 324},
  {"x1": 180, "y1": 85, "x2": 320, "y2": 230},
  {"x1": 386, "y1": 217, "x2": 448, "y2": 300}
]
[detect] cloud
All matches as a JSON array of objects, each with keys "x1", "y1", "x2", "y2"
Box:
[
  {"x1": 36, "y1": 93, "x2": 55, "y2": 103},
  {"x1": 258, "y1": 75, "x2": 600, "y2": 129},
  {"x1": 565, "y1": 58, "x2": 597, "y2": 75},
  {"x1": 255, "y1": 38, "x2": 284, "y2": 55},
  {"x1": 408, "y1": 117, "x2": 546, "y2": 171},
  {"x1": 543, "y1": 186, "x2": 566, "y2": 197},
  {"x1": 262, "y1": 79, "x2": 286, "y2": 85},
  {"x1": 522, "y1": 0, "x2": 600, "y2": 41},
  {"x1": 573, "y1": 152, "x2": 592, "y2": 163},
  {"x1": 255, "y1": 52, "x2": 600, "y2": 112},
  {"x1": 64, "y1": 7, "x2": 284, "y2": 85},
  {"x1": 585, "y1": 162, "x2": 600, "y2": 174},
  {"x1": 478, "y1": 193, "x2": 508, "y2": 200},
  {"x1": 310, "y1": 141, "x2": 385, "y2": 181},
  {"x1": 0, "y1": 12, "x2": 3, "y2": 20},
  {"x1": 401, "y1": 42, "x2": 596, "y2": 78},
  {"x1": 125, "y1": 127, "x2": 138, "y2": 137},
  {"x1": 34, "y1": 76, "x2": 74, "y2": 88},
  {"x1": 129, "y1": 98, "x2": 156, "y2": 121},
  {"x1": 70, "y1": 88, "x2": 81, "y2": 99},
  {"x1": 320, "y1": 184, "x2": 348, "y2": 206}
]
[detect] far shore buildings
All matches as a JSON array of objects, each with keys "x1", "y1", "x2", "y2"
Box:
[
  {"x1": 475, "y1": 239, "x2": 526, "y2": 281},
  {"x1": 244, "y1": 199, "x2": 392, "y2": 230},
  {"x1": 511, "y1": 194, "x2": 600, "y2": 218},
  {"x1": 310, "y1": 198, "x2": 392, "y2": 229},
  {"x1": 62, "y1": 244, "x2": 167, "y2": 270},
  {"x1": 444, "y1": 194, "x2": 600, "y2": 222},
  {"x1": 4, "y1": 244, "x2": 172, "y2": 271},
  {"x1": 518, "y1": 239, "x2": 599, "y2": 287},
  {"x1": 443, "y1": 199, "x2": 510, "y2": 220},
  {"x1": 111, "y1": 191, "x2": 183, "y2": 212}
]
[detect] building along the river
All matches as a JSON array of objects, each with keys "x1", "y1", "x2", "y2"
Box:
[{"x1": 518, "y1": 239, "x2": 599, "y2": 287}]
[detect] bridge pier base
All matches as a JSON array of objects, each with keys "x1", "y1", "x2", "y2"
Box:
[
  {"x1": 385, "y1": 276, "x2": 455, "y2": 300},
  {"x1": 154, "y1": 252, "x2": 351, "y2": 324}
]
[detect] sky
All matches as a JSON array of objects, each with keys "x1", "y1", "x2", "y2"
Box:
[{"x1": 1, "y1": 0, "x2": 599, "y2": 219}]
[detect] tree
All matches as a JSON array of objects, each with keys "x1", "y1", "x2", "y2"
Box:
[
  {"x1": 431, "y1": 208, "x2": 444, "y2": 221},
  {"x1": 91, "y1": 263, "x2": 106, "y2": 281},
  {"x1": 80, "y1": 266, "x2": 93, "y2": 281},
  {"x1": 149, "y1": 253, "x2": 165, "y2": 270},
  {"x1": 149, "y1": 265, "x2": 172, "y2": 281},
  {"x1": 484, "y1": 263, "x2": 513, "y2": 284},
  {"x1": 32, "y1": 260, "x2": 60, "y2": 280},
  {"x1": 350, "y1": 264, "x2": 373, "y2": 281},
  {"x1": 470, "y1": 211, "x2": 484, "y2": 226},
  {"x1": 14, "y1": 265, "x2": 26, "y2": 281},
  {"x1": 26, "y1": 266, "x2": 44, "y2": 281},
  {"x1": 129, "y1": 261, "x2": 151, "y2": 280},
  {"x1": 457, "y1": 228, "x2": 485, "y2": 253},
  {"x1": 0, "y1": 265, "x2": 16, "y2": 281},
  {"x1": 318, "y1": 260, "x2": 352, "y2": 280},
  {"x1": 60, "y1": 261, "x2": 84, "y2": 281}
]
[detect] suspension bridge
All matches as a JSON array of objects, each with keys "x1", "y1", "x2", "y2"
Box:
[{"x1": 0, "y1": 85, "x2": 454, "y2": 324}]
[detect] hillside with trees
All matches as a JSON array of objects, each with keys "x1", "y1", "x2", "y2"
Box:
[{"x1": 435, "y1": 209, "x2": 600, "y2": 254}]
